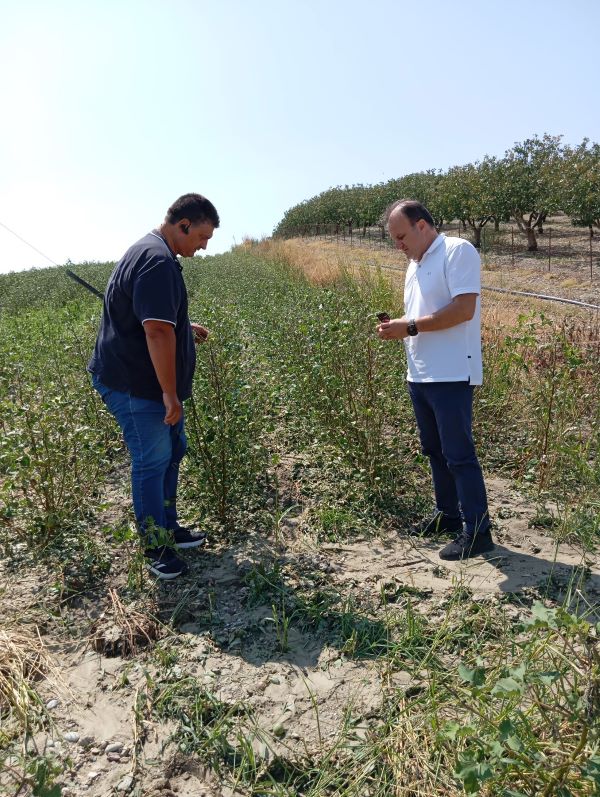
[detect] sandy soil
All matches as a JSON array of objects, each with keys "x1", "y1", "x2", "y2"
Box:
[{"x1": 2, "y1": 471, "x2": 597, "y2": 797}]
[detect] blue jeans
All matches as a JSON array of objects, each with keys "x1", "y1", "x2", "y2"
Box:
[
  {"x1": 92, "y1": 375, "x2": 187, "y2": 543},
  {"x1": 408, "y1": 381, "x2": 489, "y2": 536}
]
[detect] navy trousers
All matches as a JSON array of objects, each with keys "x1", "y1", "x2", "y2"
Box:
[{"x1": 408, "y1": 381, "x2": 489, "y2": 536}]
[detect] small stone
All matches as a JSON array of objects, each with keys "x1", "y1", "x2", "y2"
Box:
[
  {"x1": 90, "y1": 748, "x2": 101, "y2": 755},
  {"x1": 180, "y1": 622, "x2": 202, "y2": 634},
  {"x1": 268, "y1": 675, "x2": 281, "y2": 685},
  {"x1": 116, "y1": 774, "x2": 134, "y2": 792},
  {"x1": 105, "y1": 742, "x2": 123, "y2": 753},
  {"x1": 107, "y1": 753, "x2": 121, "y2": 762},
  {"x1": 79, "y1": 735, "x2": 95, "y2": 748},
  {"x1": 87, "y1": 771, "x2": 100, "y2": 782},
  {"x1": 64, "y1": 732, "x2": 80, "y2": 743},
  {"x1": 46, "y1": 699, "x2": 59, "y2": 710},
  {"x1": 152, "y1": 777, "x2": 171, "y2": 790}
]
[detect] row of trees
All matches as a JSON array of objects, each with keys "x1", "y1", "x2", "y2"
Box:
[{"x1": 274, "y1": 135, "x2": 600, "y2": 251}]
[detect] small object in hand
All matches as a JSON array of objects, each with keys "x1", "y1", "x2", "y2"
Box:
[
  {"x1": 377, "y1": 312, "x2": 390, "y2": 322},
  {"x1": 194, "y1": 329, "x2": 208, "y2": 342}
]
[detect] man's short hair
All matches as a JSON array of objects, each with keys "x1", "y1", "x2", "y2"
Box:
[
  {"x1": 166, "y1": 194, "x2": 220, "y2": 227},
  {"x1": 383, "y1": 199, "x2": 434, "y2": 228}
]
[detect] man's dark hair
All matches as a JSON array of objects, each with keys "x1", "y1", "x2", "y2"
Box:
[
  {"x1": 383, "y1": 199, "x2": 434, "y2": 228},
  {"x1": 166, "y1": 193, "x2": 220, "y2": 227}
]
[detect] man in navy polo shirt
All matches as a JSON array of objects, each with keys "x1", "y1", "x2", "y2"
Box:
[
  {"x1": 377, "y1": 199, "x2": 494, "y2": 561},
  {"x1": 89, "y1": 193, "x2": 220, "y2": 579}
]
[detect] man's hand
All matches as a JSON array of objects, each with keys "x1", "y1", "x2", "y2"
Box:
[
  {"x1": 191, "y1": 323, "x2": 209, "y2": 344},
  {"x1": 376, "y1": 295, "x2": 478, "y2": 341},
  {"x1": 162, "y1": 391, "x2": 182, "y2": 425},
  {"x1": 377, "y1": 317, "x2": 409, "y2": 340}
]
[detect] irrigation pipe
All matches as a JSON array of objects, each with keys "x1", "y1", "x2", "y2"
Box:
[
  {"x1": 481, "y1": 286, "x2": 600, "y2": 311},
  {"x1": 368, "y1": 261, "x2": 600, "y2": 311}
]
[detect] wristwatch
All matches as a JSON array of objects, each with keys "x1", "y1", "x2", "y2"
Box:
[{"x1": 407, "y1": 319, "x2": 419, "y2": 336}]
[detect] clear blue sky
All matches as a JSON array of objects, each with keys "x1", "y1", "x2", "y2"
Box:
[{"x1": 1, "y1": 0, "x2": 598, "y2": 272}]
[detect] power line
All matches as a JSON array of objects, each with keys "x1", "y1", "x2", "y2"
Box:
[
  {"x1": 0, "y1": 219, "x2": 59, "y2": 267},
  {"x1": 0, "y1": 218, "x2": 104, "y2": 298}
]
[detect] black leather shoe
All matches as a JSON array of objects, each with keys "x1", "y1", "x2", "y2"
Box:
[
  {"x1": 144, "y1": 546, "x2": 189, "y2": 579},
  {"x1": 409, "y1": 511, "x2": 463, "y2": 537},
  {"x1": 439, "y1": 530, "x2": 495, "y2": 561}
]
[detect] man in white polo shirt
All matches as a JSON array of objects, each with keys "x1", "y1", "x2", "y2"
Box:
[{"x1": 377, "y1": 199, "x2": 493, "y2": 560}]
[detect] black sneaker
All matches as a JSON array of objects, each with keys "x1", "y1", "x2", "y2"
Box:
[
  {"x1": 409, "y1": 511, "x2": 463, "y2": 537},
  {"x1": 172, "y1": 526, "x2": 207, "y2": 549},
  {"x1": 439, "y1": 529, "x2": 495, "y2": 561},
  {"x1": 145, "y1": 546, "x2": 188, "y2": 579}
]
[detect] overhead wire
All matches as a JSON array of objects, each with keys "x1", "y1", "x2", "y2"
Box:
[{"x1": 0, "y1": 218, "x2": 104, "y2": 298}]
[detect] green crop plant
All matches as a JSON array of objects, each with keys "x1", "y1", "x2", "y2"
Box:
[{"x1": 1, "y1": 237, "x2": 599, "y2": 797}]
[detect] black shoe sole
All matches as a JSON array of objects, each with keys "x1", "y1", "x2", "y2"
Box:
[
  {"x1": 174, "y1": 537, "x2": 207, "y2": 549},
  {"x1": 146, "y1": 563, "x2": 187, "y2": 579}
]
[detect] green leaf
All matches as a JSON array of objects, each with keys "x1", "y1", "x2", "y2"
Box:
[
  {"x1": 508, "y1": 663, "x2": 526, "y2": 682},
  {"x1": 458, "y1": 663, "x2": 486, "y2": 686},
  {"x1": 441, "y1": 721, "x2": 460, "y2": 741},
  {"x1": 506, "y1": 734, "x2": 524, "y2": 752},
  {"x1": 498, "y1": 719, "x2": 517, "y2": 739},
  {"x1": 492, "y1": 677, "x2": 525, "y2": 696},
  {"x1": 455, "y1": 759, "x2": 493, "y2": 793},
  {"x1": 535, "y1": 670, "x2": 561, "y2": 686},
  {"x1": 489, "y1": 740, "x2": 504, "y2": 758},
  {"x1": 529, "y1": 601, "x2": 558, "y2": 628},
  {"x1": 580, "y1": 754, "x2": 600, "y2": 782},
  {"x1": 33, "y1": 787, "x2": 62, "y2": 797}
]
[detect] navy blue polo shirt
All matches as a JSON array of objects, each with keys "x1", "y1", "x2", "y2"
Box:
[{"x1": 88, "y1": 232, "x2": 196, "y2": 402}]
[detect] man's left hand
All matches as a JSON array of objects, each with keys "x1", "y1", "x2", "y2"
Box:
[
  {"x1": 377, "y1": 317, "x2": 409, "y2": 340},
  {"x1": 191, "y1": 323, "x2": 209, "y2": 343}
]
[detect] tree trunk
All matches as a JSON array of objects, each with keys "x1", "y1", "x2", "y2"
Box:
[
  {"x1": 472, "y1": 225, "x2": 482, "y2": 249},
  {"x1": 535, "y1": 213, "x2": 547, "y2": 235},
  {"x1": 494, "y1": 218, "x2": 500, "y2": 231},
  {"x1": 526, "y1": 227, "x2": 538, "y2": 251}
]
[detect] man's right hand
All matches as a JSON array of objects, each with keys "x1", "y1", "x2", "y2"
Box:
[
  {"x1": 162, "y1": 392, "x2": 182, "y2": 425},
  {"x1": 377, "y1": 318, "x2": 409, "y2": 340}
]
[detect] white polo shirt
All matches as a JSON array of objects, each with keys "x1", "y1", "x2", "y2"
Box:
[{"x1": 404, "y1": 234, "x2": 483, "y2": 385}]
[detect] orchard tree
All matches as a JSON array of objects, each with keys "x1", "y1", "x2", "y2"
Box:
[
  {"x1": 437, "y1": 158, "x2": 513, "y2": 247},
  {"x1": 561, "y1": 139, "x2": 600, "y2": 234},
  {"x1": 394, "y1": 170, "x2": 445, "y2": 226},
  {"x1": 503, "y1": 134, "x2": 565, "y2": 251}
]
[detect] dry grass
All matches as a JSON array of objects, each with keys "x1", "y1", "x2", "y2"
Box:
[
  {"x1": 91, "y1": 588, "x2": 162, "y2": 657},
  {"x1": 0, "y1": 625, "x2": 51, "y2": 732}
]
